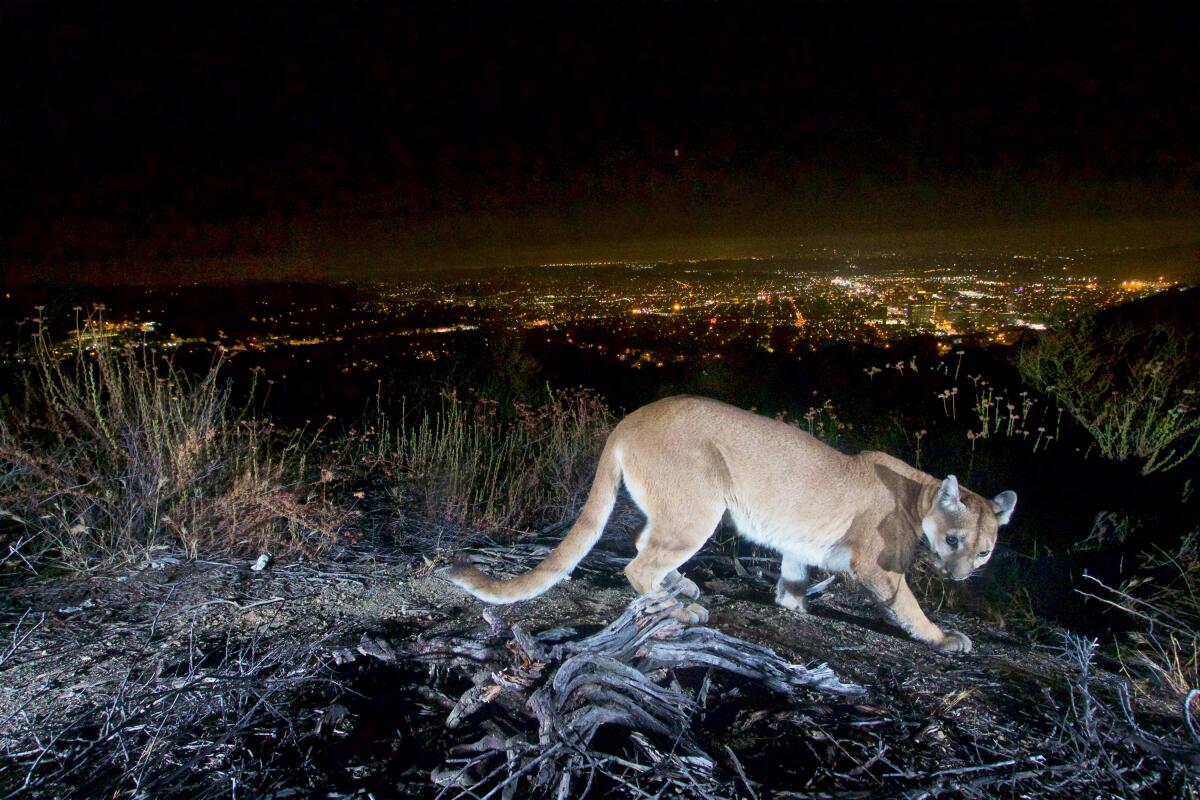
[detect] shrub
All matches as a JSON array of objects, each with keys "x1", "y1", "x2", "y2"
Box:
[
  {"x1": 1016, "y1": 315, "x2": 1200, "y2": 474},
  {"x1": 0, "y1": 312, "x2": 343, "y2": 572}
]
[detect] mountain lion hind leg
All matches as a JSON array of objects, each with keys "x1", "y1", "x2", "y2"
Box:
[
  {"x1": 634, "y1": 524, "x2": 701, "y2": 600},
  {"x1": 775, "y1": 554, "x2": 812, "y2": 613},
  {"x1": 624, "y1": 501, "x2": 724, "y2": 625}
]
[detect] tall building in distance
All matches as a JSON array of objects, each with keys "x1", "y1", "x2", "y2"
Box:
[{"x1": 907, "y1": 300, "x2": 937, "y2": 331}]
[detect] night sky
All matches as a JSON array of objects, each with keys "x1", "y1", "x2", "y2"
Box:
[{"x1": 4, "y1": 1, "x2": 1199, "y2": 283}]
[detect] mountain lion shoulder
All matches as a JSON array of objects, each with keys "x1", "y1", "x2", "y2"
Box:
[{"x1": 447, "y1": 395, "x2": 1016, "y2": 654}]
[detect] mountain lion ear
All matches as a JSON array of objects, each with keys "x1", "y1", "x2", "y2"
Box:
[
  {"x1": 992, "y1": 491, "x2": 1017, "y2": 525},
  {"x1": 938, "y1": 475, "x2": 963, "y2": 511}
]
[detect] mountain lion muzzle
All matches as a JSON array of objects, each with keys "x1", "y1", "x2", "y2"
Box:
[{"x1": 447, "y1": 395, "x2": 1016, "y2": 654}]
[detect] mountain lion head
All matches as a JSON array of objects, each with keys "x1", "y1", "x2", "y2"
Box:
[{"x1": 922, "y1": 475, "x2": 1016, "y2": 581}]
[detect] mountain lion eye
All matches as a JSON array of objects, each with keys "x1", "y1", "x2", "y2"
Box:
[
  {"x1": 945, "y1": 535, "x2": 960, "y2": 548},
  {"x1": 978, "y1": 549, "x2": 991, "y2": 557}
]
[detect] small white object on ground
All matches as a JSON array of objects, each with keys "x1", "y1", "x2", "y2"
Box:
[
  {"x1": 58, "y1": 598, "x2": 96, "y2": 615},
  {"x1": 251, "y1": 553, "x2": 272, "y2": 572}
]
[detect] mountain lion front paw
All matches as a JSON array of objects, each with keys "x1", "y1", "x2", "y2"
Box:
[
  {"x1": 670, "y1": 602, "x2": 710, "y2": 625},
  {"x1": 775, "y1": 587, "x2": 808, "y2": 613},
  {"x1": 934, "y1": 630, "x2": 972, "y2": 654}
]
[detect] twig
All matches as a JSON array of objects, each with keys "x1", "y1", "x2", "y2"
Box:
[
  {"x1": 723, "y1": 744, "x2": 758, "y2": 800},
  {"x1": 171, "y1": 597, "x2": 285, "y2": 617},
  {"x1": 843, "y1": 743, "x2": 889, "y2": 779},
  {"x1": 1186, "y1": 688, "x2": 1199, "y2": 743},
  {"x1": 920, "y1": 756, "x2": 1025, "y2": 779},
  {"x1": 0, "y1": 608, "x2": 44, "y2": 669}
]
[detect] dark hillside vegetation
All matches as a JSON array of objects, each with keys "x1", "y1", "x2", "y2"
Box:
[{"x1": 1, "y1": 290, "x2": 1197, "y2": 797}]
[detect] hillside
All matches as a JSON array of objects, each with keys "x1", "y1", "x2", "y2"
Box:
[
  {"x1": 2, "y1": 293, "x2": 1199, "y2": 797},
  {"x1": 2, "y1": 525, "x2": 1197, "y2": 798}
]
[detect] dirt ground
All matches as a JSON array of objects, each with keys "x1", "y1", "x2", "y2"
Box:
[{"x1": 1, "y1": 541, "x2": 1196, "y2": 798}]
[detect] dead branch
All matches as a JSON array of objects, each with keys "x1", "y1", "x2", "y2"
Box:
[{"x1": 407, "y1": 590, "x2": 862, "y2": 798}]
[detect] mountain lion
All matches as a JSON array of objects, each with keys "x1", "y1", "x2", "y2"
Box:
[{"x1": 448, "y1": 395, "x2": 1016, "y2": 653}]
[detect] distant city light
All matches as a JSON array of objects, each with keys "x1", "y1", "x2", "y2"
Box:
[{"x1": 22, "y1": 259, "x2": 1173, "y2": 369}]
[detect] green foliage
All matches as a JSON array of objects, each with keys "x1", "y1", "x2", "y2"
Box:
[
  {"x1": 1017, "y1": 315, "x2": 1200, "y2": 474},
  {"x1": 0, "y1": 313, "x2": 343, "y2": 572}
]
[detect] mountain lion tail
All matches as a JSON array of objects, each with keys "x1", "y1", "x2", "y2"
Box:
[{"x1": 445, "y1": 438, "x2": 622, "y2": 603}]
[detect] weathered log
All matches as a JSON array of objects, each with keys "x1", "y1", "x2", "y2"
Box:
[{"x1": 428, "y1": 589, "x2": 863, "y2": 797}]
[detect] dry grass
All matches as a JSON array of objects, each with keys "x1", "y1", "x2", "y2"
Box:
[
  {"x1": 0, "y1": 311, "x2": 617, "y2": 572},
  {"x1": 359, "y1": 387, "x2": 614, "y2": 547},
  {"x1": 0, "y1": 312, "x2": 345, "y2": 573}
]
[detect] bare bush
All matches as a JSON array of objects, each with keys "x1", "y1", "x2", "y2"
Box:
[
  {"x1": 1081, "y1": 532, "x2": 1199, "y2": 703},
  {"x1": 0, "y1": 312, "x2": 344, "y2": 572},
  {"x1": 1051, "y1": 631, "x2": 1200, "y2": 791}
]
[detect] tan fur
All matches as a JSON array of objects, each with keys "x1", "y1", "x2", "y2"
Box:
[{"x1": 447, "y1": 396, "x2": 1016, "y2": 653}]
